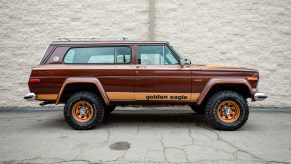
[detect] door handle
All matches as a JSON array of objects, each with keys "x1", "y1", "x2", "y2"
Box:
[{"x1": 136, "y1": 65, "x2": 146, "y2": 69}]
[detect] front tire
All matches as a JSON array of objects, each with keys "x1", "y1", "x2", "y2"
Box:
[
  {"x1": 205, "y1": 91, "x2": 249, "y2": 131},
  {"x1": 64, "y1": 91, "x2": 104, "y2": 130}
]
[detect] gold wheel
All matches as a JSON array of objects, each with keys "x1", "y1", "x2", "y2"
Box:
[
  {"x1": 216, "y1": 100, "x2": 240, "y2": 123},
  {"x1": 72, "y1": 101, "x2": 94, "y2": 123}
]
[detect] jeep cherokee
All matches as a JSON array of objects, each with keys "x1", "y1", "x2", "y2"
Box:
[{"x1": 24, "y1": 40, "x2": 267, "y2": 130}]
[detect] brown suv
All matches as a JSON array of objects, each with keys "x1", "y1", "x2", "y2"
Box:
[{"x1": 24, "y1": 40, "x2": 267, "y2": 130}]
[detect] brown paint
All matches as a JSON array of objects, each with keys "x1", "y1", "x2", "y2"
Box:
[
  {"x1": 27, "y1": 41, "x2": 260, "y2": 106},
  {"x1": 56, "y1": 77, "x2": 110, "y2": 105},
  {"x1": 197, "y1": 78, "x2": 253, "y2": 105}
]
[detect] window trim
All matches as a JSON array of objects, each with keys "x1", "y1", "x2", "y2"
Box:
[
  {"x1": 163, "y1": 46, "x2": 180, "y2": 65},
  {"x1": 115, "y1": 46, "x2": 132, "y2": 64},
  {"x1": 137, "y1": 44, "x2": 180, "y2": 65},
  {"x1": 63, "y1": 46, "x2": 132, "y2": 64}
]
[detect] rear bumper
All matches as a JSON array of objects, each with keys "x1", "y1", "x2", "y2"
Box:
[
  {"x1": 24, "y1": 93, "x2": 36, "y2": 101},
  {"x1": 254, "y1": 92, "x2": 267, "y2": 101}
]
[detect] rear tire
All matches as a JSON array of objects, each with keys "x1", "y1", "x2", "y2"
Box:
[
  {"x1": 64, "y1": 91, "x2": 104, "y2": 130},
  {"x1": 205, "y1": 91, "x2": 249, "y2": 131}
]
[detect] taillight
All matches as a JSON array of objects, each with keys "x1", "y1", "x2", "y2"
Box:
[{"x1": 29, "y1": 78, "x2": 40, "y2": 83}]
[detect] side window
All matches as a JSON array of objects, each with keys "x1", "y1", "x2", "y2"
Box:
[
  {"x1": 63, "y1": 48, "x2": 75, "y2": 63},
  {"x1": 138, "y1": 45, "x2": 178, "y2": 65},
  {"x1": 116, "y1": 47, "x2": 131, "y2": 63},
  {"x1": 64, "y1": 46, "x2": 131, "y2": 64}
]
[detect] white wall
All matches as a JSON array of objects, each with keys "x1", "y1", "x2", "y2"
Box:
[{"x1": 0, "y1": 0, "x2": 290, "y2": 107}]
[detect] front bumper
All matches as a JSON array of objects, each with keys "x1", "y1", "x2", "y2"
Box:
[
  {"x1": 254, "y1": 92, "x2": 267, "y2": 101},
  {"x1": 24, "y1": 93, "x2": 36, "y2": 101}
]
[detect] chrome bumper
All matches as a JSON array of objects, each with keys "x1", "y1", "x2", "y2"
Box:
[
  {"x1": 254, "y1": 92, "x2": 267, "y2": 101},
  {"x1": 24, "y1": 93, "x2": 36, "y2": 101}
]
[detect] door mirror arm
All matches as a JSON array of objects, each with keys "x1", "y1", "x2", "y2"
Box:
[{"x1": 179, "y1": 59, "x2": 191, "y2": 68}]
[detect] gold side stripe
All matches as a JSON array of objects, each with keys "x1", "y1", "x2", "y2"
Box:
[
  {"x1": 191, "y1": 93, "x2": 200, "y2": 101},
  {"x1": 107, "y1": 92, "x2": 200, "y2": 102},
  {"x1": 107, "y1": 92, "x2": 135, "y2": 100},
  {"x1": 36, "y1": 93, "x2": 199, "y2": 102},
  {"x1": 135, "y1": 93, "x2": 192, "y2": 101},
  {"x1": 36, "y1": 94, "x2": 58, "y2": 100}
]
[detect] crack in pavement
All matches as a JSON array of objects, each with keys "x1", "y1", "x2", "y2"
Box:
[
  {"x1": 197, "y1": 122, "x2": 263, "y2": 161},
  {"x1": 159, "y1": 134, "x2": 190, "y2": 163},
  {"x1": 182, "y1": 123, "x2": 233, "y2": 156},
  {"x1": 17, "y1": 157, "x2": 93, "y2": 164},
  {"x1": 56, "y1": 159, "x2": 92, "y2": 164},
  {"x1": 2, "y1": 108, "x2": 291, "y2": 164},
  {"x1": 106, "y1": 129, "x2": 110, "y2": 143},
  {"x1": 196, "y1": 122, "x2": 290, "y2": 164},
  {"x1": 182, "y1": 141, "x2": 234, "y2": 156},
  {"x1": 266, "y1": 161, "x2": 290, "y2": 164},
  {"x1": 166, "y1": 147, "x2": 190, "y2": 163},
  {"x1": 103, "y1": 148, "x2": 129, "y2": 163},
  {"x1": 159, "y1": 135, "x2": 167, "y2": 162},
  {"x1": 187, "y1": 128, "x2": 195, "y2": 144}
]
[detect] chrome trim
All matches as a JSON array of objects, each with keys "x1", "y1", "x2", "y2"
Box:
[
  {"x1": 24, "y1": 93, "x2": 36, "y2": 101},
  {"x1": 254, "y1": 92, "x2": 267, "y2": 101}
]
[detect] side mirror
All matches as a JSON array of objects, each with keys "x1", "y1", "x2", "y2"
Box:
[
  {"x1": 185, "y1": 58, "x2": 191, "y2": 65},
  {"x1": 179, "y1": 59, "x2": 191, "y2": 67}
]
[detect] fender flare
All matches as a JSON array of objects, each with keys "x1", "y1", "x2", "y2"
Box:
[
  {"x1": 56, "y1": 77, "x2": 109, "y2": 105},
  {"x1": 197, "y1": 77, "x2": 253, "y2": 105}
]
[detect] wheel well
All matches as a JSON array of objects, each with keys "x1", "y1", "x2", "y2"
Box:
[
  {"x1": 60, "y1": 83, "x2": 102, "y2": 103},
  {"x1": 200, "y1": 84, "x2": 251, "y2": 106}
]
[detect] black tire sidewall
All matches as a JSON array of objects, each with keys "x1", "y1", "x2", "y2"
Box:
[
  {"x1": 213, "y1": 95, "x2": 246, "y2": 128},
  {"x1": 64, "y1": 92, "x2": 104, "y2": 130},
  {"x1": 206, "y1": 91, "x2": 249, "y2": 130}
]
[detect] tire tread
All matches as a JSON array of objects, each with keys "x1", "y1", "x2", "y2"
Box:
[
  {"x1": 205, "y1": 91, "x2": 249, "y2": 131},
  {"x1": 64, "y1": 91, "x2": 104, "y2": 130}
]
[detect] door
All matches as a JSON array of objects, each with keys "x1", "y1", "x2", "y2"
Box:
[{"x1": 134, "y1": 45, "x2": 192, "y2": 102}]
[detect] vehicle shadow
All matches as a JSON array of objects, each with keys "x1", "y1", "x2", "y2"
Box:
[
  {"x1": 102, "y1": 109, "x2": 256, "y2": 131},
  {"x1": 102, "y1": 109, "x2": 208, "y2": 126},
  {"x1": 34, "y1": 109, "x2": 209, "y2": 130}
]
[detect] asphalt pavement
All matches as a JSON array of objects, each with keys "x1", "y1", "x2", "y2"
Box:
[{"x1": 0, "y1": 106, "x2": 290, "y2": 164}]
